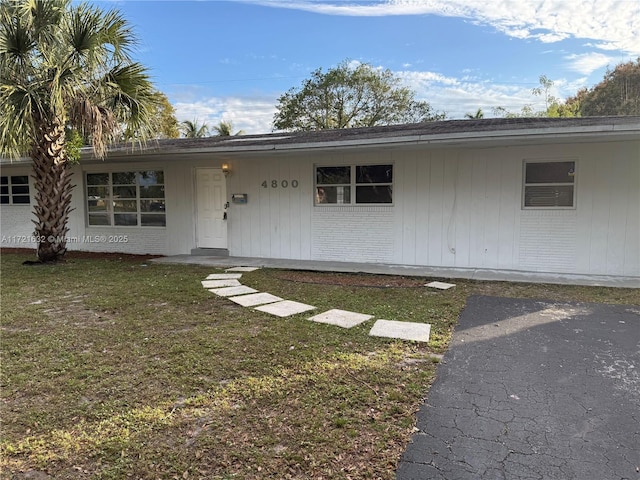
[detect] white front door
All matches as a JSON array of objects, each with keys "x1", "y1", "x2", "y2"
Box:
[{"x1": 195, "y1": 168, "x2": 227, "y2": 249}]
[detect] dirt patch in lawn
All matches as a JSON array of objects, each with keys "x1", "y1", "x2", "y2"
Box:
[
  {"x1": 273, "y1": 270, "x2": 427, "y2": 288},
  {"x1": 1, "y1": 247, "x2": 161, "y2": 262}
]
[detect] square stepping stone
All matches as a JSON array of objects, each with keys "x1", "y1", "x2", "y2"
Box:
[
  {"x1": 255, "y1": 300, "x2": 316, "y2": 317},
  {"x1": 425, "y1": 281, "x2": 456, "y2": 290},
  {"x1": 206, "y1": 273, "x2": 243, "y2": 280},
  {"x1": 225, "y1": 267, "x2": 261, "y2": 272},
  {"x1": 201, "y1": 279, "x2": 242, "y2": 289},
  {"x1": 229, "y1": 292, "x2": 283, "y2": 307},
  {"x1": 369, "y1": 319, "x2": 431, "y2": 342},
  {"x1": 209, "y1": 285, "x2": 258, "y2": 297},
  {"x1": 308, "y1": 309, "x2": 374, "y2": 329}
]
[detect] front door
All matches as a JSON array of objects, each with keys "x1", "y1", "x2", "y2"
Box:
[{"x1": 195, "y1": 168, "x2": 227, "y2": 249}]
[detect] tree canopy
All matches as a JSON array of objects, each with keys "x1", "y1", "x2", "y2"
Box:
[
  {"x1": 574, "y1": 59, "x2": 640, "y2": 116},
  {"x1": 273, "y1": 61, "x2": 445, "y2": 131},
  {"x1": 0, "y1": 0, "x2": 158, "y2": 261},
  {"x1": 122, "y1": 90, "x2": 179, "y2": 140},
  {"x1": 493, "y1": 61, "x2": 640, "y2": 119},
  {"x1": 148, "y1": 91, "x2": 180, "y2": 139}
]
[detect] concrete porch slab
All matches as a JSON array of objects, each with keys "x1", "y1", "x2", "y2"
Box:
[
  {"x1": 201, "y1": 279, "x2": 242, "y2": 288},
  {"x1": 425, "y1": 281, "x2": 456, "y2": 290},
  {"x1": 308, "y1": 309, "x2": 374, "y2": 328},
  {"x1": 369, "y1": 320, "x2": 431, "y2": 342},
  {"x1": 206, "y1": 273, "x2": 243, "y2": 280},
  {"x1": 255, "y1": 300, "x2": 316, "y2": 317},
  {"x1": 229, "y1": 292, "x2": 283, "y2": 307},
  {"x1": 225, "y1": 267, "x2": 261, "y2": 272},
  {"x1": 209, "y1": 285, "x2": 258, "y2": 297},
  {"x1": 152, "y1": 255, "x2": 639, "y2": 288}
]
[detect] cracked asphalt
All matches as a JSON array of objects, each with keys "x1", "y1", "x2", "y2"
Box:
[{"x1": 397, "y1": 295, "x2": 640, "y2": 480}]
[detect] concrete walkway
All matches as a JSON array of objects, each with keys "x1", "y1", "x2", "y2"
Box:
[
  {"x1": 152, "y1": 255, "x2": 639, "y2": 288},
  {"x1": 397, "y1": 295, "x2": 640, "y2": 479}
]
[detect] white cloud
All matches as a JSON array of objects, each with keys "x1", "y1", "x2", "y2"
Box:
[
  {"x1": 171, "y1": 69, "x2": 590, "y2": 134},
  {"x1": 173, "y1": 95, "x2": 278, "y2": 135},
  {"x1": 565, "y1": 52, "x2": 615, "y2": 75},
  {"x1": 398, "y1": 70, "x2": 460, "y2": 87},
  {"x1": 393, "y1": 68, "x2": 589, "y2": 120},
  {"x1": 410, "y1": 77, "x2": 546, "y2": 119},
  {"x1": 535, "y1": 32, "x2": 570, "y2": 43},
  {"x1": 171, "y1": 71, "x2": 582, "y2": 135},
  {"x1": 243, "y1": 0, "x2": 640, "y2": 56}
]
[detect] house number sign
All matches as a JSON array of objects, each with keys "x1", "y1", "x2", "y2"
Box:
[{"x1": 261, "y1": 180, "x2": 299, "y2": 188}]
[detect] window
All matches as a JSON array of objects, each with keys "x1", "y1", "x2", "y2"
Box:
[
  {"x1": 523, "y1": 161, "x2": 575, "y2": 208},
  {"x1": 1, "y1": 176, "x2": 30, "y2": 205},
  {"x1": 315, "y1": 164, "x2": 393, "y2": 205},
  {"x1": 86, "y1": 171, "x2": 165, "y2": 226}
]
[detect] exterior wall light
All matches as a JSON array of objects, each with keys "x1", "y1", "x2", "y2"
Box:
[{"x1": 221, "y1": 163, "x2": 231, "y2": 176}]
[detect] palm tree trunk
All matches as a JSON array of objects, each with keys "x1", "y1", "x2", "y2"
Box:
[{"x1": 31, "y1": 121, "x2": 74, "y2": 262}]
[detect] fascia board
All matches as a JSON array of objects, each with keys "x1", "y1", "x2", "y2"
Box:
[{"x1": 28, "y1": 121, "x2": 640, "y2": 162}]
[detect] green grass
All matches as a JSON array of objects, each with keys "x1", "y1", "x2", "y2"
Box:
[{"x1": 1, "y1": 251, "x2": 638, "y2": 479}]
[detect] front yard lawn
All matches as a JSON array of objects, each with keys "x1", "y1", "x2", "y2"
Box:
[{"x1": 1, "y1": 251, "x2": 637, "y2": 479}]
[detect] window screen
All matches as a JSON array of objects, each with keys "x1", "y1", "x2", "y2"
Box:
[{"x1": 523, "y1": 161, "x2": 575, "y2": 208}]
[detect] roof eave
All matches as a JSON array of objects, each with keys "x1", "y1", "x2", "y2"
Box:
[{"x1": 126, "y1": 124, "x2": 639, "y2": 157}]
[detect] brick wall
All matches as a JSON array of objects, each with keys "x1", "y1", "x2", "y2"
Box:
[
  {"x1": 311, "y1": 206, "x2": 394, "y2": 263},
  {"x1": 519, "y1": 211, "x2": 577, "y2": 272}
]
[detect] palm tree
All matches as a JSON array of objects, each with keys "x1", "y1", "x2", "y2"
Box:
[
  {"x1": 179, "y1": 119, "x2": 210, "y2": 138},
  {"x1": 0, "y1": 0, "x2": 158, "y2": 262},
  {"x1": 464, "y1": 108, "x2": 484, "y2": 119},
  {"x1": 212, "y1": 120, "x2": 244, "y2": 136}
]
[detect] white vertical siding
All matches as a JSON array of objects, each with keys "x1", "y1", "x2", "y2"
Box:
[
  {"x1": 1, "y1": 138, "x2": 638, "y2": 280},
  {"x1": 497, "y1": 155, "x2": 521, "y2": 270},
  {"x1": 165, "y1": 161, "x2": 196, "y2": 254},
  {"x1": 574, "y1": 142, "x2": 640, "y2": 276},
  {"x1": 388, "y1": 141, "x2": 638, "y2": 277},
  {"x1": 224, "y1": 155, "x2": 314, "y2": 260}
]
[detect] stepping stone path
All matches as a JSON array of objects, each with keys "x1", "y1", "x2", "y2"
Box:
[
  {"x1": 225, "y1": 266, "x2": 261, "y2": 272},
  {"x1": 229, "y1": 292, "x2": 283, "y2": 307},
  {"x1": 425, "y1": 281, "x2": 456, "y2": 290},
  {"x1": 209, "y1": 285, "x2": 258, "y2": 297},
  {"x1": 255, "y1": 300, "x2": 316, "y2": 317},
  {"x1": 308, "y1": 309, "x2": 373, "y2": 328},
  {"x1": 201, "y1": 279, "x2": 241, "y2": 288},
  {"x1": 206, "y1": 273, "x2": 243, "y2": 280},
  {"x1": 370, "y1": 319, "x2": 431, "y2": 342},
  {"x1": 202, "y1": 267, "x2": 438, "y2": 343}
]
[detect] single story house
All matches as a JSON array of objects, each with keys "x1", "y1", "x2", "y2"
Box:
[{"x1": 2, "y1": 117, "x2": 639, "y2": 285}]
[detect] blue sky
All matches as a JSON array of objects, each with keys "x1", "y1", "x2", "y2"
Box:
[{"x1": 99, "y1": 0, "x2": 640, "y2": 134}]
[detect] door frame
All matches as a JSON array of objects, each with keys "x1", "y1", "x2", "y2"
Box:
[{"x1": 194, "y1": 167, "x2": 228, "y2": 249}]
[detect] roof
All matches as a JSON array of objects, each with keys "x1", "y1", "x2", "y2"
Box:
[
  {"x1": 102, "y1": 116, "x2": 639, "y2": 158},
  {"x1": 2, "y1": 116, "x2": 639, "y2": 165}
]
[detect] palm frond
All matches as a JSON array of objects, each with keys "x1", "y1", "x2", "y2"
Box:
[
  {"x1": 1, "y1": 0, "x2": 158, "y2": 159},
  {"x1": 180, "y1": 119, "x2": 210, "y2": 138},
  {"x1": 69, "y1": 96, "x2": 117, "y2": 158}
]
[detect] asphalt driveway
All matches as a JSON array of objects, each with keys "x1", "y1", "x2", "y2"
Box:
[{"x1": 397, "y1": 295, "x2": 640, "y2": 480}]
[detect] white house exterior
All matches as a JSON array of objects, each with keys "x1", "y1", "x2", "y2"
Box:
[{"x1": 2, "y1": 117, "x2": 639, "y2": 284}]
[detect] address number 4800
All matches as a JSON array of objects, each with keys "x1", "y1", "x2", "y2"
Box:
[{"x1": 261, "y1": 180, "x2": 299, "y2": 188}]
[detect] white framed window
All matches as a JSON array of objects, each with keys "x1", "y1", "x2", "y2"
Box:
[
  {"x1": 86, "y1": 171, "x2": 166, "y2": 226},
  {"x1": 0, "y1": 175, "x2": 30, "y2": 205},
  {"x1": 315, "y1": 164, "x2": 393, "y2": 205},
  {"x1": 523, "y1": 160, "x2": 576, "y2": 209}
]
